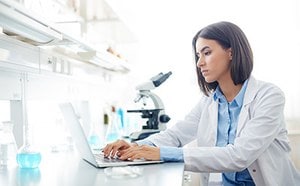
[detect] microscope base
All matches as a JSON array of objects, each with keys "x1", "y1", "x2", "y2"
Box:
[{"x1": 129, "y1": 129, "x2": 160, "y2": 141}]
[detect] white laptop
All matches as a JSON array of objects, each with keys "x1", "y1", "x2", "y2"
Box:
[{"x1": 59, "y1": 102, "x2": 163, "y2": 168}]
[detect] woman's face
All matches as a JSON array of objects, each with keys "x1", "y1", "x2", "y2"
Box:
[{"x1": 195, "y1": 38, "x2": 232, "y2": 83}]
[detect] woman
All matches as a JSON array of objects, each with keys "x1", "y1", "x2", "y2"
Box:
[{"x1": 103, "y1": 21, "x2": 300, "y2": 185}]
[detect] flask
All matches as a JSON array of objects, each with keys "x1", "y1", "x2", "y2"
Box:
[
  {"x1": 116, "y1": 107, "x2": 125, "y2": 136},
  {"x1": 0, "y1": 121, "x2": 18, "y2": 168},
  {"x1": 16, "y1": 73, "x2": 41, "y2": 169},
  {"x1": 88, "y1": 122, "x2": 101, "y2": 152},
  {"x1": 105, "y1": 106, "x2": 121, "y2": 143},
  {"x1": 16, "y1": 128, "x2": 42, "y2": 169}
]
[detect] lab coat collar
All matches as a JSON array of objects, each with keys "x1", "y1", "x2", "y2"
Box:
[
  {"x1": 242, "y1": 76, "x2": 258, "y2": 106},
  {"x1": 236, "y1": 76, "x2": 258, "y2": 136},
  {"x1": 213, "y1": 79, "x2": 249, "y2": 107},
  {"x1": 207, "y1": 76, "x2": 258, "y2": 142}
]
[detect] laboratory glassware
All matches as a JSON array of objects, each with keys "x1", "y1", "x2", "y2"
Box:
[
  {"x1": 105, "y1": 106, "x2": 121, "y2": 143},
  {"x1": 16, "y1": 73, "x2": 41, "y2": 169},
  {"x1": 0, "y1": 121, "x2": 18, "y2": 168}
]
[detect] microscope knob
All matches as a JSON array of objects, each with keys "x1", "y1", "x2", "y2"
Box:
[{"x1": 160, "y1": 114, "x2": 171, "y2": 123}]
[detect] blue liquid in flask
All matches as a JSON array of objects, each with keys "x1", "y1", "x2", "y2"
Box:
[
  {"x1": 88, "y1": 135, "x2": 101, "y2": 149},
  {"x1": 106, "y1": 132, "x2": 119, "y2": 142},
  {"x1": 16, "y1": 152, "x2": 41, "y2": 169}
]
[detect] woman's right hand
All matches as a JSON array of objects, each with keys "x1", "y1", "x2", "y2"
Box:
[{"x1": 102, "y1": 139, "x2": 137, "y2": 158}]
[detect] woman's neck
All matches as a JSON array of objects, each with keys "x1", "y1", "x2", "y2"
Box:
[{"x1": 218, "y1": 78, "x2": 242, "y2": 102}]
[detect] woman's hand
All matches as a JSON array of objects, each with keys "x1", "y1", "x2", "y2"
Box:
[
  {"x1": 118, "y1": 145, "x2": 160, "y2": 161},
  {"x1": 102, "y1": 139, "x2": 137, "y2": 158}
]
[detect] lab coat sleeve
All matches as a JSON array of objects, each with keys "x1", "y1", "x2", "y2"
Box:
[{"x1": 184, "y1": 83, "x2": 286, "y2": 172}]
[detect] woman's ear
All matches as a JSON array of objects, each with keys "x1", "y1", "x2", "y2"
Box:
[{"x1": 228, "y1": 48, "x2": 232, "y2": 60}]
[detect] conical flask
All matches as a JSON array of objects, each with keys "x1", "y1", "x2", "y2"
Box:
[
  {"x1": 88, "y1": 122, "x2": 101, "y2": 152},
  {"x1": 105, "y1": 106, "x2": 121, "y2": 143}
]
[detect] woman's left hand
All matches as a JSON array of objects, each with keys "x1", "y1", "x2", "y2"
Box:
[{"x1": 118, "y1": 145, "x2": 160, "y2": 161}]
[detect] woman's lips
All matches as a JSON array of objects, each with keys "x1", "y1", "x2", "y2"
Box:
[{"x1": 201, "y1": 70, "x2": 208, "y2": 76}]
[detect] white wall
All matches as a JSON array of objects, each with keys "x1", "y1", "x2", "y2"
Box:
[
  {"x1": 1, "y1": 0, "x2": 300, "y2": 162},
  {"x1": 109, "y1": 0, "x2": 300, "y2": 124},
  {"x1": 109, "y1": 0, "x2": 300, "y2": 169}
]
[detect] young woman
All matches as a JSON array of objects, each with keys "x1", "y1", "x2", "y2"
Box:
[{"x1": 103, "y1": 21, "x2": 300, "y2": 185}]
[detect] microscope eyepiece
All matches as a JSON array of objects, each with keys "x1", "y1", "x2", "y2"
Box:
[{"x1": 152, "y1": 71, "x2": 172, "y2": 87}]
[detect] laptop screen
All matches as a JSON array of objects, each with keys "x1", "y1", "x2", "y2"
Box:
[{"x1": 59, "y1": 102, "x2": 163, "y2": 168}]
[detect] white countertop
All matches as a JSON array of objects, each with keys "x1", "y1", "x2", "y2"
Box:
[{"x1": 0, "y1": 151, "x2": 185, "y2": 186}]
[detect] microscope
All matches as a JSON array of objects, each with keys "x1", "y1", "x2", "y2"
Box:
[{"x1": 127, "y1": 71, "x2": 172, "y2": 141}]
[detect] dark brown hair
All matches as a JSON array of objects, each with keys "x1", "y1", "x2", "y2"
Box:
[{"x1": 192, "y1": 21, "x2": 253, "y2": 96}]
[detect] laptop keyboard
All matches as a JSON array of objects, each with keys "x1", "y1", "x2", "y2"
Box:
[{"x1": 94, "y1": 153, "x2": 124, "y2": 163}]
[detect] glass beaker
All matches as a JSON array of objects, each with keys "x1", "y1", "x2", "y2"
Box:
[{"x1": 0, "y1": 121, "x2": 18, "y2": 168}]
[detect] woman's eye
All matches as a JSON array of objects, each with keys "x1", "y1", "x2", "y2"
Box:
[{"x1": 204, "y1": 51, "x2": 211, "y2": 56}]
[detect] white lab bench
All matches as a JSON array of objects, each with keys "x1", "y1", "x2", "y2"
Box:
[
  {"x1": 0, "y1": 4, "x2": 185, "y2": 185},
  {"x1": 0, "y1": 151, "x2": 185, "y2": 186}
]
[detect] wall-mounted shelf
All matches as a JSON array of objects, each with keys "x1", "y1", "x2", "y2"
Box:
[{"x1": 0, "y1": 0, "x2": 130, "y2": 73}]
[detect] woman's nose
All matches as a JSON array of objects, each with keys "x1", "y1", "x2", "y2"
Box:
[{"x1": 196, "y1": 57, "x2": 203, "y2": 68}]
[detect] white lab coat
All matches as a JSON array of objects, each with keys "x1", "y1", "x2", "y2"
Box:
[{"x1": 145, "y1": 76, "x2": 300, "y2": 186}]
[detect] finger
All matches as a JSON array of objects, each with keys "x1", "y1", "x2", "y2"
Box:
[
  {"x1": 103, "y1": 140, "x2": 129, "y2": 158},
  {"x1": 103, "y1": 141, "x2": 119, "y2": 157},
  {"x1": 102, "y1": 143, "x2": 113, "y2": 157},
  {"x1": 111, "y1": 140, "x2": 130, "y2": 157},
  {"x1": 120, "y1": 146, "x2": 159, "y2": 161},
  {"x1": 119, "y1": 147, "x2": 143, "y2": 160}
]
